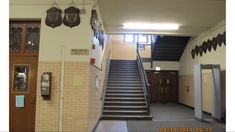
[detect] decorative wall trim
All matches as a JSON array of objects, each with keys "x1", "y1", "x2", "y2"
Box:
[{"x1": 191, "y1": 31, "x2": 225, "y2": 59}]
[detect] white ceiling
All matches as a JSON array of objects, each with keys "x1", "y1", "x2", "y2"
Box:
[
  {"x1": 10, "y1": 0, "x2": 225, "y2": 36},
  {"x1": 98, "y1": 0, "x2": 225, "y2": 36}
]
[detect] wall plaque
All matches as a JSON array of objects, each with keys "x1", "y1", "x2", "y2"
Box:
[{"x1": 70, "y1": 49, "x2": 89, "y2": 55}]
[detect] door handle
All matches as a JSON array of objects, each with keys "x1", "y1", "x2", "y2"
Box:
[
  {"x1": 161, "y1": 87, "x2": 163, "y2": 94},
  {"x1": 166, "y1": 87, "x2": 168, "y2": 93},
  {"x1": 167, "y1": 79, "x2": 169, "y2": 84}
]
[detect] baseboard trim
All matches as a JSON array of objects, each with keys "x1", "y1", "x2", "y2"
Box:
[
  {"x1": 177, "y1": 102, "x2": 211, "y2": 116},
  {"x1": 91, "y1": 119, "x2": 101, "y2": 132}
]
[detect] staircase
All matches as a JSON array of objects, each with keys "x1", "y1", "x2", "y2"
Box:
[{"x1": 102, "y1": 60, "x2": 152, "y2": 120}]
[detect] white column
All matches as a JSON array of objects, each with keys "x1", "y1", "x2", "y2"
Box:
[
  {"x1": 211, "y1": 65, "x2": 221, "y2": 120},
  {"x1": 194, "y1": 64, "x2": 202, "y2": 120}
]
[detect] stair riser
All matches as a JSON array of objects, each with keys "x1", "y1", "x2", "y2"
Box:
[
  {"x1": 107, "y1": 86, "x2": 142, "y2": 88},
  {"x1": 109, "y1": 74, "x2": 140, "y2": 76},
  {"x1": 104, "y1": 103, "x2": 146, "y2": 106},
  {"x1": 109, "y1": 67, "x2": 139, "y2": 72},
  {"x1": 107, "y1": 84, "x2": 141, "y2": 89},
  {"x1": 103, "y1": 112, "x2": 148, "y2": 115},
  {"x1": 107, "y1": 82, "x2": 141, "y2": 84},
  {"x1": 110, "y1": 69, "x2": 138, "y2": 71},
  {"x1": 108, "y1": 77, "x2": 141, "y2": 81},
  {"x1": 102, "y1": 117, "x2": 152, "y2": 120},
  {"x1": 106, "y1": 92, "x2": 143, "y2": 94},
  {"x1": 105, "y1": 99, "x2": 145, "y2": 102},
  {"x1": 106, "y1": 90, "x2": 143, "y2": 92},
  {"x1": 104, "y1": 107, "x2": 147, "y2": 110},
  {"x1": 106, "y1": 95, "x2": 144, "y2": 98},
  {"x1": 108, "y1": 76, "x2": 140, "y2": 79},
  {"x1": 106, "y1": 89, "x2": 142, "y2": 91},
  {"x1": 110, "y1": 67, "x2": 138, "y2": 69}
]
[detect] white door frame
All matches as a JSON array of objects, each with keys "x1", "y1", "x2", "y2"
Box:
[{"x1": 194, "y1": 64, "x2": 221, "y2": 120}]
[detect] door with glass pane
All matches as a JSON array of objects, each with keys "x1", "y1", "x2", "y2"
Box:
[
  {"x1": 10, "y1": 56, "x2": 38, "y2": 132},
  {"x1": 9, "y1": 21, "x2": 40, "y2": 132}
]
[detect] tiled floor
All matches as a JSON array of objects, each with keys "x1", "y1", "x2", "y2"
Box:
[
  {"x1": 95, "y1": 103, "x2": 225, "y2": 132},
  {"x1": 95, "y1": 120, "x2": 128, "y2": 132}
]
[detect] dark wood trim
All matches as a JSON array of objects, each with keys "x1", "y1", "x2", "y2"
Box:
[{"x1": 9, "y1": 19, "x2": 41, "y2": 24}]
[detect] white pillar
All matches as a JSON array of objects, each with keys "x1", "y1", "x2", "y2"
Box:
[
  {"x1": 194, "y1": 64, "x2": 202, "y2": 120},
  {"x1": 212, "y1": 65, "x2": 221, "y2": 120}
]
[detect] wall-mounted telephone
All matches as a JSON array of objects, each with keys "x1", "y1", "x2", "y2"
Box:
[{"x1": 41, "y1": 72, "x2": 52, "y2": 100}]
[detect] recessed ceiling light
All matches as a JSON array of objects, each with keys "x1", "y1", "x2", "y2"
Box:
[{"x1": 123, "y1": 23, "x2": 179, "y2": 30}]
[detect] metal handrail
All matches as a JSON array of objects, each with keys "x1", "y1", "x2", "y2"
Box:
[{"x1": 136, "y1": 46, "x2": 150, "y2": 113}]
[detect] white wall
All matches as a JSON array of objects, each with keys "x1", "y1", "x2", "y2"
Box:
[
  {"x1": 143, "y1": 61, "x2": 179, "y2": 70},
  {"x1": 10, "y1": 5, "x2": 93, "y2": 62},
  {"x1": 178, "y1": 19, "x2": 226, "y2": 113},
  {"x1": 179, "y1": 20, "x2": 226, "y2": 75}
]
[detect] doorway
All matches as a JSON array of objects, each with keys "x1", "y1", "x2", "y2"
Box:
[
  {"x1": 9, "y1": 20, "x2": 40, "y2": 132},
  {"x1": 147, "y1": 70, "x2": 178, "y2": 103}
]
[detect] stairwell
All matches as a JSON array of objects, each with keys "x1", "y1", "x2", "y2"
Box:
[{"x1": 102, "y1": 60, "x2": 152, "y2": 120}]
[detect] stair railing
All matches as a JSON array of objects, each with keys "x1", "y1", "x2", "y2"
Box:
[
  {"x1": 151, "y1": 35, "x2": 157, "y2": 68},
  {"x1": 100, "y1": 36, "x2": 112, "y2": 119},
  {"x1": 136, "y1": 44, "x2": 151, "y2": 114}
]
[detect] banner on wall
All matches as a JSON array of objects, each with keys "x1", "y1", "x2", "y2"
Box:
[{"x1": 90, "y1": 34, "x2": 107, "y2": 69}]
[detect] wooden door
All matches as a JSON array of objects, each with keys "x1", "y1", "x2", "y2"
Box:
[
  {"x1": 160, "y1": 71, "x2": 178, "y2": 103},
  {"x1": 149, "y1": 71, "x2": 178, "y2": 103},
  {"x1": 168, "y1": 71, "x2": 178, "y2": 102},
  {"x1": 149, "y1": 71, "x2": 161, "y2": 103},
  {"x1": 160, "y1": 72, "x2": 169, "y2": 103},
  {"x1": 9, "y1": 56, "x2": 38, "y2": 132}
]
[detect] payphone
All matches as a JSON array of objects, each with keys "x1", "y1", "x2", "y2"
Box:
[{"x1": 41, "y1": 72, "x2": 52, "y2": 100}]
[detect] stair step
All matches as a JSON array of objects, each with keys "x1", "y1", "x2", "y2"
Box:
[
  {"x1": 109, "y1": 70, "x2": 138, "y2": 72},
  {"x1": 104, "y1": 101, "x2": 146, "y2": 106},
  {"x1": 107, "y1": 83, "x2": 142, "y2": 87},
  {"x1": 108, "y1": 76, "x2": 140, "y2": 79},
  {"x1": 107, "y1": 85, "x2": 142, "y2": 88},
  {"x1": 107, "y1": 83, "x2": 142, "y2": 86},
  {"x1": 106, "y1": 90, "x2": 143, "y2": 93},
  {"x1": 102, "y1": 115, "x2": 152, "y2": 120},
  {"x1": 106, "y1": 93, "x2": 144, "y2": 97},
  {"x1": 110, "y1": 65, "x2": 138, "y2": 69},
  {"x1": 106, "y1": 89, "x2": 143, "y2": 91},
  {"x1": 109, "y1": 73, "x2": 139, "y2": 76},
  {"x1": 103, "y1": 110, "x2": 148, "y2": 115},
  {"x1": 110, "y1": 69, "x2": 138, "y2": 71},
  {"x1": 105, "y1": 97, "x2": 145, "y2": 102},
  {"x1": 111, "y1": 62, "x2": 137, "y2": 64},
  {"x1": 108, "y1": 77, "x2": 141, "y2": 81},
  {"x1": 104, "y1": 105, "x2": 147, "y2": 108},
  {"x1": 108, "y1": 80, "x2": 141, "y2": 83},
  {"x1": 107, "y1": 86, "x2": 142, "y2": 89}
]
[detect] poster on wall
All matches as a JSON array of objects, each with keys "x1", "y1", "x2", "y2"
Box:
[{"x1": 91, "y1": 34, "x2": 107, "y2": 70}]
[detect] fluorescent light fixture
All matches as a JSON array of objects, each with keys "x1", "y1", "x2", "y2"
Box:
[
  {"x1": 155, "y1": 66, "x2": 161, "y2": 71},
  {"x1": 123, "y1": 23, "x2": 179, "y2": 30}
]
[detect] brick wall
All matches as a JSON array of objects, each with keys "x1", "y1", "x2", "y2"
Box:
[
  {"x1": 63, "y1": 62, "x2": 90, "y2": 131},
  {"x1": 35, "y1": 62, "x2": 60, "y2": 131},
  {"x1": 88, "y1": 42, "x2": 111, "y2": 131},
  {"x1": 35, "y1": 61, "x2": 90, "y2": 131}
]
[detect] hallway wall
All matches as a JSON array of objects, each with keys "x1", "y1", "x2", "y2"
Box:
[
  {"x1": 179, "y1": 20, "x2": 226, "y2": 114},
  {"x1": 10, "y1": 1, "x2": 108, "y2": 131},
  {"x1": 88, "y1": 36, "x2": 111, "y2": 131}
]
